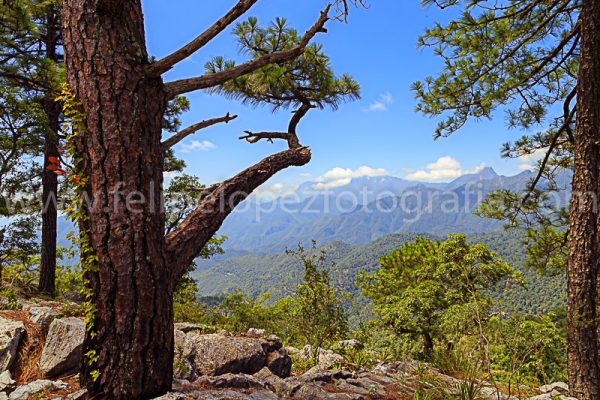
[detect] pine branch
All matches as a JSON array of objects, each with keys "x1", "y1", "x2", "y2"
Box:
[
  {"x1": 161, "y1": 113, "x2": 237, "y2": 150},
  {"x1": 146, "y1": 0, "x2": 258, "y2": 77},
  {"x1": 239, "y1": 131, "x2": 290, "y2": 143},
  {"x1": 164, "y1": 5, "x2": 331, "y2": 98},
  {"x1": 520, "y1": 86, "x2": 577, "y2": 206},
  {"x1": 165, "y1": 147, "x2": 312, "y2": 277}
]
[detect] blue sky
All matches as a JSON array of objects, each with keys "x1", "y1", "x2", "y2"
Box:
[{"x1": 142, "y1": 1, "x2": 541, "y2": 195}]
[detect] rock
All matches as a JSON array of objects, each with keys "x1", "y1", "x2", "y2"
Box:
[
  {"x1": 254, "y1": 367, "x2": 289, "y2": 394},
  {"x1": 291, "y1": 382, "x2": 332, "y2": 400},
  {"x1": 265, "y1": 347, "x2": 292, "y2": 378},
  {"x1": 337, "y1": 339, "x2": 364, "y2": 351},
  {"x1": 62, "y1": 292, "x2": 85, "y2": 303},
  {"x1": 334, "y1": 380, "x2": 371, "y2": 396},
  {"x1": 0, "y1": 392, "x2": 7, "y2": 400},
  {"x1": 527, "y1": 395, "x2": 554, "y2": 400},
  {"x1": 198, "y1": 373, "x2": 265, "y2": 390},
  {"x1": 294, "y1": 345, "x2": 344, "y2": 371},
  {"x1": 174, "y1": 323, "x2": 211, "y2": 334},
  {"x1": 39, "y1": 317, "x2": 85, "y2": 377},
  {"x1": 260, "y1": 337, "x2": 281, "y2": 353},
  {"x1": 0, "y1": 318, "x2": 25, "y2": 373},
  {"x1": 174, "y1": 330, "x2": 197, "y2": 381},
  {"x1": 317, "y1": 348, "x2": 344, "y2": 370},
  {"x1": 345, "y1": 377, "x2": 387, "y2": 398},
  {"x1": 27, "y1": 306, "x2": 58, "y2": 331},
  {"x1": 297, "y1": 369, "x2": 354, "y2": 383},
  {"x1": 0, "y1": 371, "x2": 15, "y2": 393},
  {"x1": 8, "y1": 379, "x2": 67, "y2": 400},
  {"x1": 189, "y1": 333, "x2": 266, "y2": 376},
  {"x1": 539, "y1": 382, "x2": 569, "y2": 394},
  {"x1": 65, "y1": 389, "x2": 87, "y2": 400},
  {"x1": 247, "y1": 328, "x2": 266, "y2": 337},
  {"x1": 528, "y1": 395, "x2": 575, "y2": 400},
  {"x1": 153, "y1": 389, "x2": 279, "y2": 400}
]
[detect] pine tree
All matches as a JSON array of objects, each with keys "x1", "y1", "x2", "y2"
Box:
[
  {"x1": 413, "y1": 2, "x2": 600, "y2": 397},
  {"x1": 359, "y1": 235, "x2": 517, "y2": 355},
  {"x1": 59, "y1": 1, "x2": 360, "y2": 397},
  {"x1": 0, "y1": 0, "x2": 63, "y2": 297},
  {"x1": 0, "y1": 83, "x2": 42, "y2": 286},
  {"x1": 287, "y1": 243, "x2": 349, "y2": 354}
]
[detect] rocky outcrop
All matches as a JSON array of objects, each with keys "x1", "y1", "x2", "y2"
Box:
[
  {"x1": 0, "y1": 318, "x2": 24, "y2": 373},
  {"x1": 0, "y1": 311, "x2": 579, "y2": 400},
  {"x1": 39, "y1": 317, "x2": 85, "y2": 377},
  {"x1": 157, "y1": 369, "x2": 391, "y2": 400},
  {"x1": 188, "y1": 333, "x2": 292, "y2": 378}
]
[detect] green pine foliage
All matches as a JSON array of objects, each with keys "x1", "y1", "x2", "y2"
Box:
[
  {"x1": 206, "y1": 17, "x2": 360, "y2": 113},
  {"x1": 414, "y1": 0, "x2": 579, "y2": 274},
  {"x1": 359, "y1": 234, "x2": 520, "y2": 355}
]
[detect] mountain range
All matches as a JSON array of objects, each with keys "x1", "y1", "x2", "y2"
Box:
[
  {"x1": 211, "y1": 167, "x2": 570, "y2": 256},
  {"x1": 193, "y1": 230, "x2": 567, "y2": 318}
]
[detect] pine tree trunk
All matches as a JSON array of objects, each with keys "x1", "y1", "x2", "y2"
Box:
[
  {"x1": 61, "y1": 1, "x2": 314, "y2": 397},
  {"x1": 62, "y1": 1, "x2": 174, "y2": 398},
  {"x1": 38, "y1": 6, "x2": 62, "y2": 298},
  {"x1": 567, "y1": 1, "x2": 600, "y2": 398},
  {"x1": 423, "y1": 332, "x2": 433, "y2": 354},
  {"x1": 39, "y1": 100, "x2": 59, "y2": 298}
]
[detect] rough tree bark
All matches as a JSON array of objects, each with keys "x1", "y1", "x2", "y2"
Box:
[
  {"x1": 39, "y1": 7, "x2": 62, "y2": 298},
  {"x1": 567, "y1": 1, "x2": 600, "y2": 398},
  {"x1": 39, "y1": 100, "x2": 59, "y2": 298},
  {"x1": 61, "y1": 1, "x2": 327, "y2": 398}
]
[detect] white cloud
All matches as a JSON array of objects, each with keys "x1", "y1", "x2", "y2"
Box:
[
  {"x1": 517, "y1": 148, "x2": 546, "y2": 171},
  {"x1": 404, "y1": 156, "x2": 486, "y2": 182},
  {"x1": 300, "y1": 172, "x2": 311, "y2": 178},
  {"x1": 313, "y1": 166, "x2": 388, "y2": 190},
  {"x1": 254, "y1": 182, "x2": 299, "y2": 200},
  {"x1": 179, "y1": 140, "x2": 217, "y2": 153},
  {"x1": 365, "y1": 92, "x2": 394, "y2": 112}
]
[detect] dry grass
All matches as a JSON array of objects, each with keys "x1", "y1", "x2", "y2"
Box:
[{"x1": 0, "y1": 309, "x2": 45, "y2": 384}]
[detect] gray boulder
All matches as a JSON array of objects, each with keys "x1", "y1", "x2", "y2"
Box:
[
  {"x1": 27, "y1": 306, "x2": 58, "y2": 331},
  {"x1": 317, "y1": 348, "x2": 344, "y2": 371},
  {"x1": 188, "y1": 334, "x2": 266, "y2": 377},
  {"x1": 539, "y1": 382, "x2": 569, "y2": 394},
  {"x1": 153, "y1": 389, "x2": 279, "y2": 400},
  {"x1": 186, "y1": 333, "x2": 292, "y2": 378},
  {"x1": 174, "y1": 329, "x2": 198, "y2": 381},
  {"x1": 8, "y1": 379, "x2": 67, "y2": 400},
  {"x1": 0, "y1": 318, "x2": 25, "y2": 373},
  {"x1": 39, "y1": 317, "x2": 85, "y2": 377},
  {"x1": 265, "y1": 347, "x2": 292, "y2": 378},
  {"x1": 0, "y1": 371, "x2": 15, "y2": 393},
  {"x1": 174, "y1": 323, "x2": 211, "y2": 334},
  {"x1": 65, "y1": 388, "x2": 88, "y2": 400},
  {"x1": 197, "y1": 373, "x2": 265, "y2": 390}
]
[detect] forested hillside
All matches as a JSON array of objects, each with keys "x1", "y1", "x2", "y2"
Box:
[{"x1": 194, "y1": 230, "x2": 566, "y2": 316}]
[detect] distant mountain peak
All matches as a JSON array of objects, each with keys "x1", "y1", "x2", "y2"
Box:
[{"x1": 478, "y1": 166, "x2": 498, "y2": 178}]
